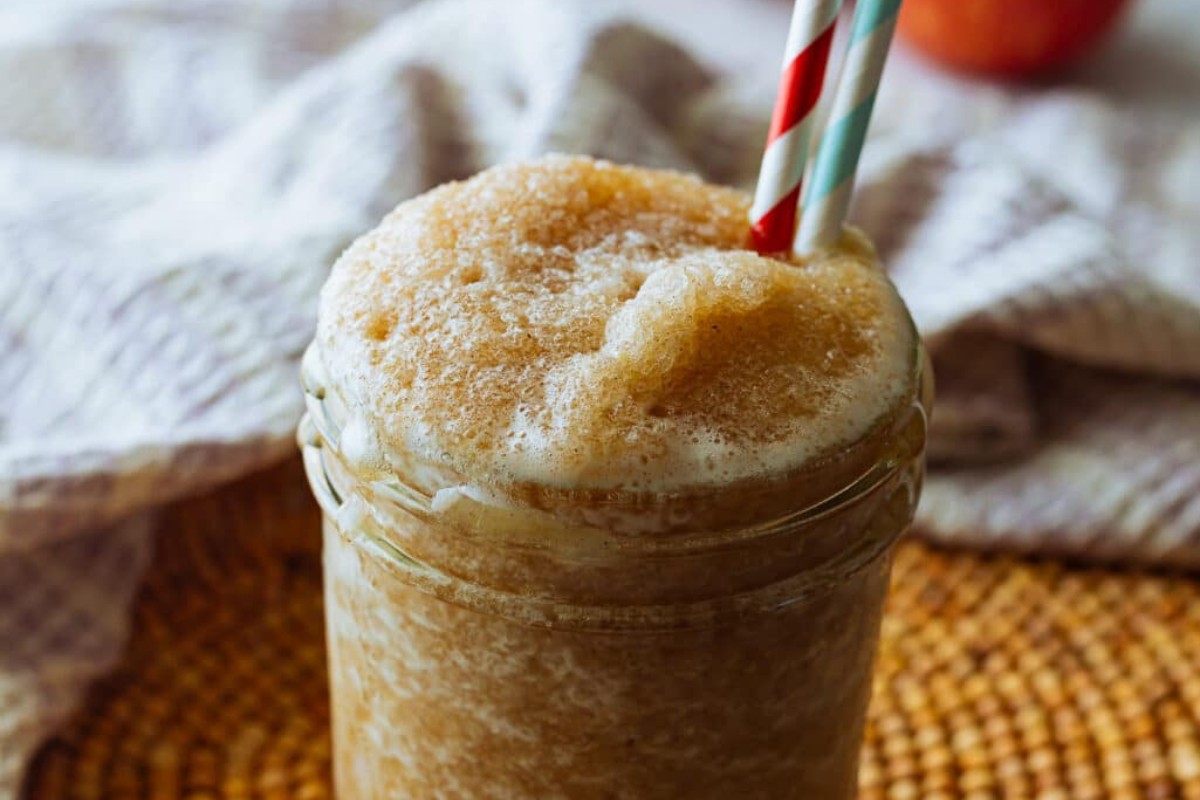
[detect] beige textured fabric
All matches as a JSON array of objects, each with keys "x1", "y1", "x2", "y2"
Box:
[{"x1": 2, "y1": 0, "x2": 1198, "y2": 793}]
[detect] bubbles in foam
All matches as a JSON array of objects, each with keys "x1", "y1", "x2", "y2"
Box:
[
  {"x1": 339, "y1": 412, "x2": 389, "y2": 475},
  {"x1": 317, "y1": 155, "x2": 917, "y2": 494}
]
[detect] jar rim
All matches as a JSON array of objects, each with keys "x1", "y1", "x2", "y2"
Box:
[
  {"x1": 300, "y1": 342, "x2": 928, "y2": 555},
  {"x1": 302, "y1": 410, "x2": 922, "y2": 629},
  {"x1": 299, "y1": 345, "x2": 928, "y2": 628}
]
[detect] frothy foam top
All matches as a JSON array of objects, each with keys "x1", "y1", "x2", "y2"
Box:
[{"x1": 317, "y1": 156, "x2": 916, "y2": 494}]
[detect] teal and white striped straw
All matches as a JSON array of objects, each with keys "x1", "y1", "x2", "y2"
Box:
[{"x1": 795, "y1": 0, "x2": 902, "y2": 253}]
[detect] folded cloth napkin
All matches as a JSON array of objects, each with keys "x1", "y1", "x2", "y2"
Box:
[{"x1": 2, "y1": 0, "x2": 1198, "y2": 792}]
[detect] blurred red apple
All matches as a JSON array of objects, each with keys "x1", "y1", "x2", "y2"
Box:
[{"x1": 897, "y1": 0, "x2": 1134, "y2": 77}]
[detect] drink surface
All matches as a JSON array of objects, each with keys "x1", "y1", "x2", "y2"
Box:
[{"x1": 316, "y1": 155, "x2": 917, "y2": 502}]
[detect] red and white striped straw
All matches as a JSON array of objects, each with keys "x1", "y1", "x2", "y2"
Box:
[{"x1": 750, "y1": 0, "x2": 843, "y2": 254}]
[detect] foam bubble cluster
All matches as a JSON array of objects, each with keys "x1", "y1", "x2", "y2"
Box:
[{"x1": 317, "y1": 156, "x2": 916, "y2": 492}]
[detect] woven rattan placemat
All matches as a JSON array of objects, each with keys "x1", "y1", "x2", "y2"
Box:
[{"x1": 22, "y1": 460, "x2": 1200, "y2": 799}]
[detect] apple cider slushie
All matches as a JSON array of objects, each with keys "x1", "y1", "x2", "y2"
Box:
[{"x1": 299, "y1": 155, "x2": 928, "y2": 799}]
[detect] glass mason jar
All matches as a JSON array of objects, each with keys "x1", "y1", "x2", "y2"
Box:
[{"x1": 300, "y1": 343, "x2": 929, "y2": 800}]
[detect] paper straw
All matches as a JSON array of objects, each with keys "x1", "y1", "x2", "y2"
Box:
[
  {"x1": 749, "y1": 0, "x2": 843, "y2": 254},
  {"x1": 796, "y1": 0, "x2": 902, "y2": 253}
]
